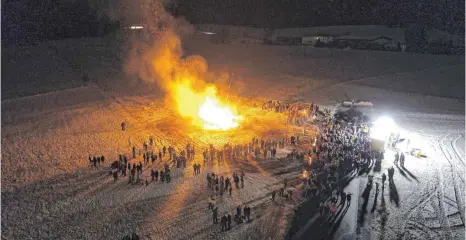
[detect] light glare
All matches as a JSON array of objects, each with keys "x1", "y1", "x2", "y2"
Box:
[{"x1": 371, "y1": 116, "x2": 397, "y2": 140}]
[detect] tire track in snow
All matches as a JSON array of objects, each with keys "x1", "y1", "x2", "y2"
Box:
[{"x1": 440, "y1": 134, "x2": 465, "y2": 226}]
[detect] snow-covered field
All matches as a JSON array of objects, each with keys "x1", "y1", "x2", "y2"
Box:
[{"x1": 2, "y1": 32, "x2": 464, "y2": 239}]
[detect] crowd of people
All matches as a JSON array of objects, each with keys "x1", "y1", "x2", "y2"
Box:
[
  {"x1": 89, "y1": 155, "x2": 105, "y2": 167},
  {"x1": 208, "y1": 193, "x2": 253, "y2": 232},
  {"x1": 110, "y1": 99, "x2": 378, "y2": 238},
  {"x1": 299, "y1": 107, "x2": 372, "y2": 221},
  {"x1": 205, "y1": 170, "x2": 254, "y2": 231},
  {"x1": 200, "y1": 136, "x2": 307, "y2": 165}
]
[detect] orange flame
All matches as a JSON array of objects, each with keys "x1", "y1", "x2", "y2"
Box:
[
  {"x1": 173, "y1": 82, "x2": 242, "y2": 130},
  {"x1": 125, "y1": 28, "x2": 242, "y2": 130}
]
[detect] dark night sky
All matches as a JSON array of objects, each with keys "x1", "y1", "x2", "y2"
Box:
[
  {"x1": 2, "y1": 0, "x2": 464, "y2": 44},
  {"x1": 169, "y1": 0, "x2": 464, "y2": 31}
]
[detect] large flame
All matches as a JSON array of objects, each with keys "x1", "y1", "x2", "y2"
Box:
[
  {"x1": 124, "y1": 11, "x2": 242, "y2": 130},
  {"x1": 173, "y1": 82, "x2": 242, "y2": 130}
]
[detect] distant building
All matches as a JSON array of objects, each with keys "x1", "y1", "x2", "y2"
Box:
[
  {"x1": 335, "y1": 35, "x2": 406, "y2": 51},
  {"x1": 302, "y1": 35, "x2": 334, "y2": 45}
]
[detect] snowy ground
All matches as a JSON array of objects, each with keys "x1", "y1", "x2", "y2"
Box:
[{"x1": 2, "y1": 34, "x2": 464, "y2": 240}]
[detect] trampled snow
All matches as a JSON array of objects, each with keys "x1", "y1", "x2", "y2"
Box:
[{"x1": 2, "y1": 27, "x2": 464, "y2": 239}]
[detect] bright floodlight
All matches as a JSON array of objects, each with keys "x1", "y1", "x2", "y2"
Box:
[
  {"x1": 371, "y1": 116, "x2": 397, "y2": 140},
  {"x1": 129, "y1": 25, "x2": 143, "y2": 30},
  {"x1": 199, "y1": 31, "x2": 216, "y2": 35}
]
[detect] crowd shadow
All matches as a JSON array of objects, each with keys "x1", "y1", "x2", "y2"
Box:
[
  {"x1": 328, "y1": 203, "x2": 351, "y2": 237},
  {"x1": 371, "y1": 184, "x2": 380, "y2": 213},
  {"x1": 337, "y1": 173, "x2": 356, "y2": 190},
  {"x1": 394, "y1": 164, "x2": 411, "y2": 182},
  {"x1": 401, "y1": 165, "x2": 419, "y2": 182},
  {"x1": 358, "y1": 163, "x2": 372, "y2": 176},
  {"x1": 373, "y1": 159, "x2": 382, "y2": 172},
  {"x1": 380, "y1": 187, "x2": 387, "y2": 229},
  {"x1": 296, "y1": 198, "x2": 352, "y2": 240},
  {"x1": 389, "y1": 179, "x2": 400, "y2": 207},
  {"x1": 357, "y1": 181, "x2": 373, "y2": 225}
]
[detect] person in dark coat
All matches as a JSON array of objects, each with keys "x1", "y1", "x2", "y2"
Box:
[
  {"x1": 346, "y1": 193, "x2": 352, "y2": 206},
  {"x1": 113, "y1": 170, "x2": 118, "y2": 182},
  {"x1": 236, "y1": 205, "x2": 242, "y2": 218},
  {"x1": 92, "y1": 156, "x2": 97, "y2": 167},
  {"x1": 244, "y1": 205, "x2": 251, "y2": 222},
  {"x1": 221, "y1": 215, "x2": 227, "y2": 231},
  {"x1": 240, "y1": 173, "x2": 245, "y2": 188},
  {"x1": 213, "y1": 207, "x2": 218, "y2": 224},
  {"x1": 227, "y1": 213, "x2": 232, "y2": 230},
  {"x1": 272, "y1": 190, "x2": 276, "y2": 201},
  {"x1": 131, "y1": 233, "x2": 139, "y2": 240}
]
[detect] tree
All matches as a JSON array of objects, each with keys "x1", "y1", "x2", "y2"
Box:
[{"x1": 405, "y1": 26, "x2": 428, "y2": 53}]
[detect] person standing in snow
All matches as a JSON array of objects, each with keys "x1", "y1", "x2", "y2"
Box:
[
  {"x1": 129, "y1": 167, "x2": 135, "y2": 183},
  {"x1": 234, "y1": 174, "x2": 239, "y2": 189},
  {"x1": 212, "y1": 207, "x2": 219, "y2": 224},
  {"x1": 240, "y1": 172, "x2": 245, "y2": 188},
  {"x1": 235, "y1": 205, "x2": 242, "y2": 222},
  {"x1": 288, "y1": 189, "x2": 293, "y2": 201},
  {"x1": 244, "y1": 205, "x2": 251, "y2": 222},
  {"x1": 227, "y1": 213, "x2": 232, "y2": 230},
  {"x1": 208, "y1": 195, "x2": 215, "y2": 210},
  {"x1": 207, "y1": 173, "x2": 211, "y2": 188},
  {"x1": 113, "y1": 169, "x2": 118, "y2": 182},
  {"x1": 221, "y1": 214, "x2": 227, "y2": 231},
  {"x1": 346, "y1": 193, "x2": 352, "y2": 206}
]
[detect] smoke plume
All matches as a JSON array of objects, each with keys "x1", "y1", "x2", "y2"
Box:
[{"x1": 123, "y1": 0, "x2": 240, "y2": 128}]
